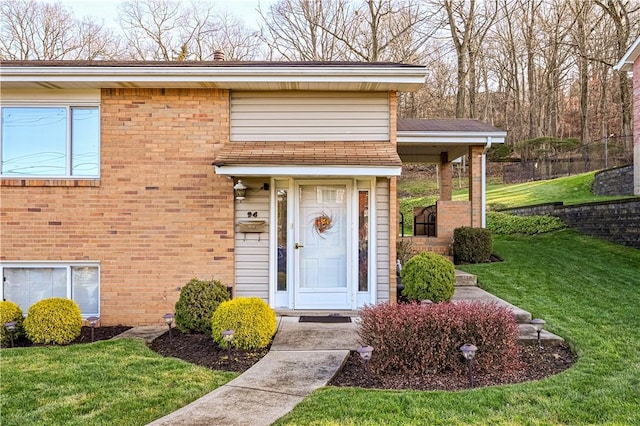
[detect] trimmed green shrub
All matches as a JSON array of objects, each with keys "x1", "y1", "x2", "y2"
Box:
[
  {"x1": 175, "y1": 278, "x2": 230, "y2": 334},
  {"x1": 0, "y1": 301, "x2": 24, "y2": 345},
  {"x1": 400, "y1": 252, "x2": 455, "y2": 302},
  {"x1": 487, "y1": 212, "x2": 567, "y2": 235},
  {"x1": 211, "y1": 297, "x2": 276, "y2": 350},
  {"x1": 24, "y1": 298, "x2": 82, "y2": 345},
  {"x1": 453, "y1": 227, "x2": 493, "y2": 264},
  {"x1": 358, "y1": 301, "x2": 521, "y2": 376}
]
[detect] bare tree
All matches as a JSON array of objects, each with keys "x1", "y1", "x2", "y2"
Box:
[
  {"x1": 0, "y1": 0, "x2": 118, "y2": 60},
  {"x1": 259, "y1": 0, "x2": 349, "y2": 60},
  {"x1": 595, "y1": 0, "x2": 640, "y2": 149},
  {"x1": 441, "y1": 0, "x2": 497, "y2": 118},
  {"x1": 260, "y1": 0, "x2": 436, "y2": 62}
]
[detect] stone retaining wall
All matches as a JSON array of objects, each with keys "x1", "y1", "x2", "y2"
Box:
[
  {"x1": 592, "y1": 165, "x2": 634, "y2": 196},
  {"x1": 501, "y1": 199, "x2": 640, "y2": 249}
]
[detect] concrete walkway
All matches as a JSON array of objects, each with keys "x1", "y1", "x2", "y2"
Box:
[{"x1": 146, "y1": 316, "x2": 359, "y2": 426}]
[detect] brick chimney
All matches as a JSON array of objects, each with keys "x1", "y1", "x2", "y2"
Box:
[{"x1": 213, "y1": 50, "x2": 225, "y2": 61}]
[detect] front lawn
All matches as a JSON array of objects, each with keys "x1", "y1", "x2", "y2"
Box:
[
  {"x1": 0, "y1": 338, "x2": 236, "y2": 426},
  {"x1": 276, "y1": 230, "x2": 640, "y2": 425}
]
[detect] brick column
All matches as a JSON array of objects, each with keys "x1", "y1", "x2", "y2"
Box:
[
  {"x1": 439, "y1": 152, "x2": 452, "y2": 201},
  {"x1": 468, "y1": 145, "x2": 483, "y2": 228}
]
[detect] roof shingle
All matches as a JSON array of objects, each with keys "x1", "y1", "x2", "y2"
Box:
[{"x1": 213, "y1": 141, "x2": 402, "y2": 167}]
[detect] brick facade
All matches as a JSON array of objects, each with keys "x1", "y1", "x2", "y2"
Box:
[
  {"x1": 0, "y1": 88, "x2": 235, "y2": 325},
  {"x1": 634, "y1": 55, "x2": 640, "y2": 195}
]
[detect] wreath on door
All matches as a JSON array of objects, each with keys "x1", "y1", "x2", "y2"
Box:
[{"x1": 313, "y1": 211, "x2": 334, "y2": 236}]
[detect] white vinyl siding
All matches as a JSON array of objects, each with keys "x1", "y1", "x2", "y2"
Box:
[
  {"x1": 376, "y1": 178, "x2": 390, "y2": 302},
  {"x1": 234, "y1": 178, "x2": 270, "y2": 301},
  {"x1": 231, "y1": 91, "x2": 389, "y2": 142}
]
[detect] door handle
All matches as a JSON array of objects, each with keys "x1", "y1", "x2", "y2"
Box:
[{"x1": 295, "y1": 243, "x2": 304, "y2": 249}]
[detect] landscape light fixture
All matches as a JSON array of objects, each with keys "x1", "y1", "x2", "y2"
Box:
[
  {"x1": 233, "y1": 180, "x2": 247, "y2": 201},
  {"x1": 86, "y1": 316, "x2": 100, "y2": 342},
  {"x1": 460, "y1": 343, "x2": 478, "y2": 388},
  {"x1": 4, "y1": 321, "x2": 17, "y2": 348},
  {"x1": 222, "y1": 329, "x2": 235, "y2": 363},
  {"x1": 163, "y1": 313, "x2": 175, "y2": 341},
  {"x1": 531, "y1": 318, "x2": 546, "y2": 348},
  {"x1": 357, "y1": 345, "x2": 374, "y2": 377}
]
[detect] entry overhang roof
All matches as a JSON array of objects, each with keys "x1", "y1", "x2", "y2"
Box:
[
  {"x1": 214, "y1": 141, "x2": 402, "y2": 177},
  {"x1": 397, "y1": 119, "x2": 507, "y2": 163},
  {"x1": 0, "y1": 60, "x2": 426, "y2": 92}
]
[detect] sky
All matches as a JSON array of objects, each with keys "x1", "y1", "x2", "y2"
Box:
[{"x1": 60, "y1": 0, "x2": 276, "y2": 30}]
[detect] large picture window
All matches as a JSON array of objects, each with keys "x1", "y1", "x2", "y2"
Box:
[
  {"x1": 1, "y1": 263, "x2": 100, "y2": 316},
  {"x1": 1, "y1": 106, "x2": 100, "y2": 177}
]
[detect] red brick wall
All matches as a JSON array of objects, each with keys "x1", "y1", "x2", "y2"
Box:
[{"x1": 0, "y1": 88, "x2": 235, "y2": 325}]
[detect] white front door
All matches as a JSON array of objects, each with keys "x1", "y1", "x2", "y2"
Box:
[{"x1": 294, "y1": 182, "x2": 352, "y2": 309}]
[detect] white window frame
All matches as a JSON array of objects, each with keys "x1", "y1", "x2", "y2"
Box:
[
  {"x1": 0, "y1": 102, "x2": 101, "y2": 179},
  {"x1": 1, "y1": 261, "x2": 100, "y2": 317}
]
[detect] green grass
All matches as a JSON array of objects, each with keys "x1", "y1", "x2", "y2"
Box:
[
  {"x1": 276, "y1": 230, "x2": 640, "y2": 425},
  {"x1": 400, "y1": 171, "x2": 635, "y2": 234},
  {"x1": 467, "y1": 171, "x2": 634, "y2": 210},
  {"x1": 0, "y1": 338, "x2": 236, "y2": 426}
]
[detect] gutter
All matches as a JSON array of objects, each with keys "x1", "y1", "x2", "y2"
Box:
[{"x1": 481, "y1": 137, "x2": 493, "y2": 228}]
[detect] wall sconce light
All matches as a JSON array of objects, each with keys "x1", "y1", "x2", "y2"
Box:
[{"x1": 234, "y1": 180, "x2": 247, "y2": 201}]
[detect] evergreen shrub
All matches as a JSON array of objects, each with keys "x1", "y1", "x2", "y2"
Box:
[
  {"x1": 400, "y1": 252, "x2": 455, "y2": 302},
  {"x1": 211, "y1": 297, "x2": 276, "y2": 350},
  {"x1": 24, "y1": 298, "x2": 82, "y2": 345},
  {"x1": 175, "y1": 278, "x2": 230, "y2": 334},
  {"x1": 487, "y1": 212, "x2": 567, "y2": 235},
  {"x1": 453, "y1": 227, "x2": 493, "y2": 264},
  {"x1": 0, "y1": 301, "x2": 24, "y2": 345}
]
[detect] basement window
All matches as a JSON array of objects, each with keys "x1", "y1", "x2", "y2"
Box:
[{"x1": 1, "y1": 263, "x2": 100, "y2": 317}]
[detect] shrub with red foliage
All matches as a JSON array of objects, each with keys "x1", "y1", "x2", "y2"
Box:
[{"x1": 358, "y1": 301, "x2": 521, "y2": 376}]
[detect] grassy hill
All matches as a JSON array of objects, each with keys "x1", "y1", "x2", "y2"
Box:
[{"x1": 399, "y1": 171, "x2": 634, "y2": 233}]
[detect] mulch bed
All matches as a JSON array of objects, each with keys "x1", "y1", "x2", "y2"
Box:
[
  {"x1": 149, "y1": 329, "x2": 269, "y2": 373},
  {"x1": 3, "y1": 325, "x2": 576, "y2": 391},
  {"x1": 330, "y1": 343, "x2": 575, "y2": 391},
  {"x1": 1, "y1": 325, "x2": 132, "y2": 348}
]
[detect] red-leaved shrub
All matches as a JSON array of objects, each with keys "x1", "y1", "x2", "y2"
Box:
[{"x1": 358, "y1": 301, "x2": 521, "y2": 376}]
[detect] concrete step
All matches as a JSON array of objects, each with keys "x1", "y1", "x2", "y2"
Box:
[
  {"x1": 452, "y1": 286, "x2": 532, "y2": 323},
  {"x1": 455, "y1": 270, "x2": 477, "y2": 287},
  {"x1": 518, "y1": 323, "x2": 565, "y2": 345}
]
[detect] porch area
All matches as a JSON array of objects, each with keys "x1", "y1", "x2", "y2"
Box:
[{"x1": 396, "y1": 119, "x2": 507, "y2": 256}]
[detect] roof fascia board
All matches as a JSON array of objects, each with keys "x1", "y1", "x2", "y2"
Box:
[
  {"x1": 1, "y1": 65, "x2": 426, "y2": 91},
  {"x1": 398, "y1": 132, "x2": 506, "y2": 144},
  {"x1": 614, "y1": 36, "x2": 640, "y2": 71},
  {"x1": 214, "y1": 165, "x2": 401, "y2": 177}
]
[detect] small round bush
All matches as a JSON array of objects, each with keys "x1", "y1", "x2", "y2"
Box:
[
  {"x1": 175, "y1": 278, "x2": 231, "y2": 334},
  {"x1": 401, "y1": 252, "x2": 455, "y2": 302},
  {"x1": 211, "y1": 297, "x2": 277, "y2": 350},
  {"x1": 0, "y1": 301, "x2": 24, "y2": 345},
  {"x1": 24, "y1": 298, "x2": 82, "y2": 345}
]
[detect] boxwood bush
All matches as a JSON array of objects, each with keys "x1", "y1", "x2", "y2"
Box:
[
  {"x1": 453, "y1": 226, "x2": 492, "y2": 264},
  {"x1": 175, "y1": 278, "x2": 230, "y2": 334},
  {"x1": 487, "y1": 212, "x2": 567, "y2": 235},
  {"x1": 24, "y1": 298, "x2": 82, "y2": 345},
  {"x1": 0, "y1": 301, "x2": 24, "y2": 346},
  {"x1": 400, "y1": 252, "x2": 455, "y2": 302},
  {"x1": 211, "y1": 297, "x2": 277, "y2": 350},
  {"x1": 358, "y1": 301, "x2": 521, "y2": 376}
]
